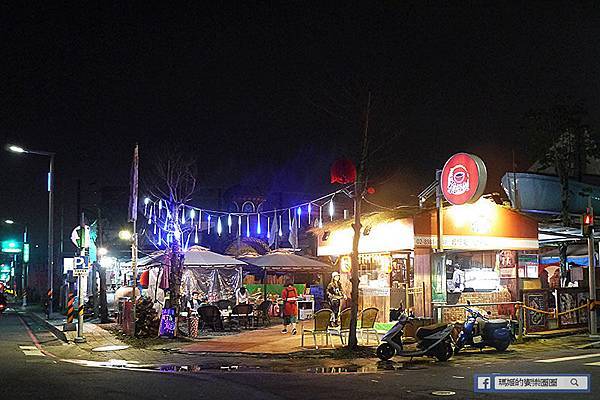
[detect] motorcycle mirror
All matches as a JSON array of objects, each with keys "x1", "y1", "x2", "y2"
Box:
[{"x1": 466, "y1": 300, "x2": 471, "y2": 306}]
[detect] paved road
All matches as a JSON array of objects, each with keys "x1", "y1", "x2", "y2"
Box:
[{"x1": 1, "y1": 309, "x2": 599, "y2": 399}]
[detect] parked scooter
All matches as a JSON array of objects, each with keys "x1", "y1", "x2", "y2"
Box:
[
  {"x1": 453, "y1": 303, "x2": 513, "y2": 354},
  {"x1": 376, "y1": 312, "x2": 454, "y2": 362}
]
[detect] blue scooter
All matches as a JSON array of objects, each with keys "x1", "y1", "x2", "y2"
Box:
[{"x1": 453, "y1": 302, "x2": 513, "y2": 354}]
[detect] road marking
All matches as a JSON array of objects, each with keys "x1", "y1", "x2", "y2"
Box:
[
  {"x1": 19, "y1": 345, "x2": 45, "y2": 357},
  {"x1": 535, "y1": 353, "x2": 600, "y2": 363},
  {"x1": 583, "y1": 361, "x2": 600, "y2": 366}
]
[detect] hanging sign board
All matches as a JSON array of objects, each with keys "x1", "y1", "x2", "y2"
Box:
[
  {"x1": 71, "y1": 225, "x2": 91, "y2": 249},
  {"x1": 441, "y1": 153, "x2": 487, "y2": 205}
]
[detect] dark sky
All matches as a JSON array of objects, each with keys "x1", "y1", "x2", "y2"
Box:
[{"x1": 2, "y1": 2, "x2": 600, "y2": 250}]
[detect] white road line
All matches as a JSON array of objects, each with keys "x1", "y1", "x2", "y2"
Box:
[
  {"x1": 535, "y1": 353, "x2": 600, "y2": 363},
  {"x1": 583, "y1": 361, "x2": 600, "y2": 366},
  {"x1": 19, "y1": 345, "x2": 45, "y2": 357}
]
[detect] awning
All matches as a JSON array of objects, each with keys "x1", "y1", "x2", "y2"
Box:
[
  {"x1": 239, "y1": 251, "x2": 332, "y2": 273},
  {"x1": 184, "y1": 245, "x2": 247, "y2": 267}
]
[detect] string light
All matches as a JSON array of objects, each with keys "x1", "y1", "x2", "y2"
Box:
[
  {"x1": 329, "y1": 199, "x2": 334, "y2": 221},
  {"x1": 194, "y1": 225, "x2": 199, "y2": 244},
  {"x1": 207, "y1": 214, "x2": 211, "y2": 235},
  {"x1": 267, "y1": 216, "x2": 271, "y2": 239},
  {"x1": 319, "y1": 206, "x2": 323, "y2": 228},
  {"x1": 297, "y1": 207, "x2": 301, "y2": 226},
  {"x1": 180, "y1": 207, "x2": 186, "y2": 224},
  {"x1": 257, "y1": 213, "x2": 261, "y2": 235},
  {"x1": 228, "y1": 214, "x2": 232, "y2": 234},
  {"x1": 238, "y1": 215, "x2": 242, "y2": 237},
  {"x1": 278, "y1": 215, "x2": 283, "y2": 237},
  {"x1": 246, "y1": 214, "x2": 250, "y2": 237},
  {"x1": 217, "y1": 217, "x2": 222, "y2": 236},
  {"x1": 288, "y1": 209, "x2": 292, "y2": 230},
  {"x1": 308, "y1": 203, "x2": 312, "y2": 224},
  {"x1": 190, "y1": 208, "x2": 196, "y2": 223}
]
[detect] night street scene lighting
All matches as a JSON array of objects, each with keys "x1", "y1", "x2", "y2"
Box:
[{"x1": 1, "y1": 3, "x2": 599, "y2": 400}]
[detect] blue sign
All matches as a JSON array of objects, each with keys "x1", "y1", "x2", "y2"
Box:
[{"x1": 159, "y1": 308, "x2": 177, "y2": 338}]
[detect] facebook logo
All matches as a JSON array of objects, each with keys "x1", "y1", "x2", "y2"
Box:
[{"x1": 476, "y1": 376, "x2": 493, "y2": 391}]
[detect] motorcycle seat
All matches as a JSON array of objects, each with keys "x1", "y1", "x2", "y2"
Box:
[
  {"x1": 484, "y1": 319, "x2": 508, "y2": 332},
  {"x1": 415, "y1": 323, "x2": 448, "y2": 339}
]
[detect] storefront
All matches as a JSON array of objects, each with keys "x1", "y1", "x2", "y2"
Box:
[
  {"x1": 315, "y1": 212, "x2": 415, "y2": 322},
  {"x1": 413, "y1": 197, "x2": 539, "y2": 322}
]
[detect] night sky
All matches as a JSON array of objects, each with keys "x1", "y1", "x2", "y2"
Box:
[{"x1": 2, "y1": 3, "x2": 600, "y2": 251}]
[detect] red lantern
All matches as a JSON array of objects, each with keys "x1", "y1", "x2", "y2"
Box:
[
  {"x1": 330, "y1": 158, "x2": 356, "y2": 184},
  {"x1": 139, "y1": 270, "x2": 150, "y2": 288},
  {"x1": 367, "y1": 187, "x2": 376, "y2": 195}
]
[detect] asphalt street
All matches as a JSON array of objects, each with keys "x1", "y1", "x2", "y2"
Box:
[{"x1": 1, "y1": 308, "x2": 599, "y2": 400}]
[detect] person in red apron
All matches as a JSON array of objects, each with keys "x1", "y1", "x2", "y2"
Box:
[{"x1": 281, "y1": 282, "x2": 298, "y2": 335}]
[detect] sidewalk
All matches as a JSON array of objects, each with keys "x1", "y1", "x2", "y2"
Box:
[{"x1": 180, "y1": 323, "x2": 380, "y2": 355}]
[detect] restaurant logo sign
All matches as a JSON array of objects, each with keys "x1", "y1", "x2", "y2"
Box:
[{"x1": 441, "y1": 153, "x2": 487, "y2": 205}]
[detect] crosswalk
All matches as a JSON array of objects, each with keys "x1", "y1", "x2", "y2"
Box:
[
  {"x1": 19, "y1": 345, "x2": 45, "y2": 357},
  {"x1": 535, "y1": 352, "x2": 600, "y2": 366}
]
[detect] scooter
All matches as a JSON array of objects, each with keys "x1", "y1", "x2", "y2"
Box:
[
  {"x1": 453, "y1": 304, "x2": 513, "y2": 354},
  {"x1": 376, "y1": 312, "x2": 454, "y2": 362}
]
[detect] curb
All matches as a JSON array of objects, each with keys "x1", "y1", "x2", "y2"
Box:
[{"x1": 25, "y1": 311, "x2": 69, "y2": 343}]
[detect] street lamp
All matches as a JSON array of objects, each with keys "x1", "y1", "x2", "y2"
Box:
[
  {"x1": 4, "y1": 219, "x2": 15, "y2": 224},
  {"x1": 7, "y1": 144, "x2": 56, "y2": 318},
  {"x1": 118, "y1": 230, "x2": 132, "y2": 241}
]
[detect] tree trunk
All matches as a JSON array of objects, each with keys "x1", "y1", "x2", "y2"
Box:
[
  {"x1": 99, "y1": 264, "x2": 110, "y2": 323},
  {"x1": 557, "y1": 162, "x2": 570, "y2": 283},
  {"x1": 347, "y1": 92, "x2": 371, "y2": 349},
  {"x1": 168, "y1": 246, "x2": 184, "y2": 314}
]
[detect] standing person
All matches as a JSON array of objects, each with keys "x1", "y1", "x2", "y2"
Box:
[
  {"x1": 187, "y1": 292, "x2": 201, "y2": 313},
  {"x1": 327, "y1": 272, "x2": 346, "y2": 326},
  {"x1": 236, "y1": 286, "x2": 249, "y2": 305},
  {"x1": 281, "y1": 282, "x2": 298, "y2": 335}
]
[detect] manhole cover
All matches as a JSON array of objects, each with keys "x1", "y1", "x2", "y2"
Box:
[
  {"x1": 431, "y1": 391, "x2": 456, "y2": 396},
  {"x1": 92, "y1": 345, "x2": 130, "y2": 352}
]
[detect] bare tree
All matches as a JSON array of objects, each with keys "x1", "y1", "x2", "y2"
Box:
[{"x1": 145, "y1": 148, "x2": 198, "y2": 314}]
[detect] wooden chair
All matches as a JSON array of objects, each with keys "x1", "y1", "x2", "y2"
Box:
[
  {"x1": 328, "y1": 308, "x2": 351, "y2": 345},
  {"x1": 255, "y1": 300, "x2": 272, "y2": 327},
  {"x1": 302, "y1": 309, "x2": 334, "y2": 349},
  {"x1": 231, "y1": 304, "x2": 254, "y2": 329},
  {"x1": 358, "y1": 307, "x2": 380, "y2": 344},
  {"x1": 215, "y1": 299, "x2": 234, "y2": 310},
  {"x1": 198, "y1": 305, "x2": 223, "y2": 331}
]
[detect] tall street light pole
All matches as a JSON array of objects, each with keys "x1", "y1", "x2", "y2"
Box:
[{"x1": 7, "y1": 145, "x2": 56, "y2": 319}]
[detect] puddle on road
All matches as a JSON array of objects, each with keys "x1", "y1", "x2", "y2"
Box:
[{"x1": 154, "y1": 360, "x2": 427, "y2": 375}]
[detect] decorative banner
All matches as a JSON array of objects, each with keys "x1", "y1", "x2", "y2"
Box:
[
  {"x1": 159, "y1": 308, "x2": 177, "y2": 338},
  {"x1": 440, "y1": 153, "x2": 487, "y2": 205}
]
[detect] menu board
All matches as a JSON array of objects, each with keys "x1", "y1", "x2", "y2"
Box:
[{"x1": 159, "y1": 308, "x2": 177, "y2": 338}]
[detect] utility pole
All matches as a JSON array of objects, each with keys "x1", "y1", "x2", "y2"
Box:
[
  {"x1": 131, "y1": 217, "x2": 138, "y2": 337},
  {"x1": 74, "y1": 211, "x2": 86, "y2": 343},
  {"x1": 588, "y1": 198, "x2": 598, "y2": 337}
]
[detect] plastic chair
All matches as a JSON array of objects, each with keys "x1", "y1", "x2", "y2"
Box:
[
  {"x1": 358, "y1": 307, "x2": 380, "y2": 344},
  {"x1": 198, "y1": 305, "x2": 223, "y2": 331},
  {"x1": 302, "y1": 309, "x2": 334, "y2": 349},
  {"x1": 231, "y1": 304, "x2": 254, "y2": 328},
  {"x1": 328, "y1": 308, "x2": 351, "y2": 345}
]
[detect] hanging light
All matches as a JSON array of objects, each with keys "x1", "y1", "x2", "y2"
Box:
[
  {"x1": 207, "y1": 215, "x2": 211, "y2": 235},
  {"x1": 194, "y1": 225, "x2": 199, "y2": 244},
  {"x1": 228, "y1": 214, "x2": 232, "y2": 234},
  {"x1": 288, "y1": 209, "x2": 292, "y2": 230},
  {"x1": 297, "y1": 207, "x2": 301, "y2": 226},
  {"x1": 257, "y1": 214, "x2": 262, "y2": 235},
  {"x1": 267, "y1": 216, "x2": 271, "y2": 239},
  {"x1": 190, "y1": 209, "x2": 196, "y2": 223},
  {"x1": 153, "y1": 222, "x2": 157, "y2": 235},
  {"x1": 238, "y1": 215, "x2": 242, "y2": 237},
  {"x1": 246, "y1": 215, "x2": 250, "y2": 237},
  {"x1": 329, "y1": 198, "x2": 334, "y2": 221},
  {"x1": 180, "y1": 207, "x2": 186, "y2": 224},
  {"x1": 319, "y1": 206, "x2": 323, "y2": 228},
  {"x1": 308, "y1": 203, "x2": 312, "y2": 224},
  {"x1": 278, "y1": 215, "x2": 283, "y2": 237},
  {"x1": 217, "y1": 216, "x2": 223, "y2": 236},
  {"x1": 144, "y1": 197, "x2": 151, "y2": 205}
]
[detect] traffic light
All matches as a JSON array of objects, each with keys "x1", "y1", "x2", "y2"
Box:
[{"x1": 582, "y1": 208, "x2": 594, "y2": 237}]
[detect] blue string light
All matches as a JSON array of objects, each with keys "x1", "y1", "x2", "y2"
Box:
[{"x1": 257, "y1": 213, "x2": 261, "y2": 235}]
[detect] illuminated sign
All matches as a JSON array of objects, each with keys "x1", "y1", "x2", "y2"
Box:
[
  {"x1": 441, "y1": 153, "x2": 487, "y2": 205},
  {"x1": 1, "y1": 240, "x2": 22, "y2": 253}
]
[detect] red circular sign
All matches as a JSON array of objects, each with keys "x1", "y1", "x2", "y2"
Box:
[{"x1": 440, "y1": 153, "x2": 487, "y2": 205}]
